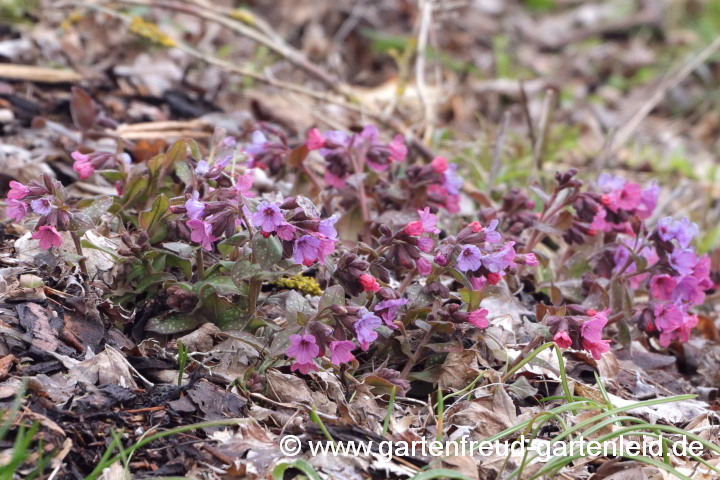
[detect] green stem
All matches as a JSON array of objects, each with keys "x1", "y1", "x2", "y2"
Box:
[
  {"x1": 195, "y1": 248, "x2": 205, "y2": 279},
  {"x1": 70, "y1": 231, "x2": 89, "y2": 277}
]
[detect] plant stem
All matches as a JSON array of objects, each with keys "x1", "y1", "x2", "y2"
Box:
[
  {"x1": 401, "y1": 327, "x2": 433, "y2": 379},
  {"x1": 248, "y1": 276, "x2": 261, "y2": 315},
  {"x1": 70, "y1": 231, "x2": 89, "y2": 277},
  {"x1": 398, "y1": 269, "x2": 416, "y2": 294},
  {"x1": 195, "y1": 249, "x2": 205, "y2": 280}
]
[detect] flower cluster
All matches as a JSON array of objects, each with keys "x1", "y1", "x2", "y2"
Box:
[
  {"x1": 547, "y1": 309, "x2": 612, "y2": 359},
  {"x1": 5, "y1": 176, "x2": 74, "y2": 250}
]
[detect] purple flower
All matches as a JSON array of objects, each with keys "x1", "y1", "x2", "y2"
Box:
[
  {"x1": 244, "y1": 131, "x2": 268, "y2": 157},
  {"x1": 443, "y1": 163, "x2": 464, "y2": 195},
  {"x1": 318, "y1": 214, "x2": 340, "y2": 240},
  {"x1": 672, "y1": 276, "x2": 705, "y2": 305},
  {"x1": 374, "y1": 298, "x2": 408, "y2": 328},
  {"x1": 484, "y1": 219, "x2": 502, "y2": 243},
  {"x1": 354, "y1": 311, "x2": 382, "y2": 351},
  {"x1": 456, "y1": 245, "x2": 482, "y2": 272},
  {"x1": 7, "y1": 181, "x2": 29, "y2": 200},
  {"x1": 185, "y1": 191, "x2": 205, "y2": 220},
  {"x1": 668, "y1": 248, "x2": 697, "y2": 276},
  {"x1": 417, "y1": 207, "x2": 440, "y2": 234},
  {"x1": 222, "y1": 136, "x2": 237, "y2": 147},
  {"x1": 637, "y1": 183, "x2": 659, "y2": 219},
  {"x1": 187, "y1": 219, "x2": 217, "y2": 251},
  {"x1": 6, "y1": 199, "x2": 28, "y2": 222},
  {"x1": 276, "y1": 222, "x2": 296, "y2": 241},
  {"x1": 293, "y1": 235, "x2": 321, "y2": 266},
  {"x1": 252, "y1": 201, "x2": 285, "y2": 233},
  {"x1": 417, "y1": 236, "x2": 433, "y2": 253},
  {"x1": 32, "y1": 225, "x2": 63, "y2": 250},
  {"x1": 30, "y1": 197, "x2": 53, "y2": 216},
  {"x1": 329, "y1": 340, "x2": 356, "y2": 365},
  {"x1": 195, "y1": 160, "x2": 210, "y2": 175},
  {"x1": 657, "y1": 217, "x2": 699, "y2": 248},
  {"x1": 481, "y1": 242, "x2": 516, "y2": 273},
  {"x1": 287, "y1": 334, "x2": 320, "y2": 364}
]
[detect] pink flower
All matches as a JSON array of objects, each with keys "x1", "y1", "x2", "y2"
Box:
[
  {"x1": 234, "y1": 174, "x2": 254, "y2": 195},
  {"x1": 307, "y1": 128, "x2": 326, "y2": 151},
  {"x1": 636, "y1": 183, "x2": 658, "y2": 219},
  {"x1": 583, "y1": 338, "x2": 611, "y2": 359},
  {"x1": 329, "y1": 340, "x2": 356, "y2": 365},
  {"x1": 468, "y1": 221, "x2": 483, "y2": 233},
  {"x1": 287, "y1": 334, "x2": 320, "y2": 364},
  {"x1": 431, "y1": 156, "x2": 448, "y2": 173},
  {"x1": 187, "y1": 219, "x2": 218, "y2": 251},
  {"x1": 359, "y1": 274, "x2": 381, "y2": 292},
  {"x1": 521, "y1": 253, "x2": 539, "y2": 266},
  {"x1": 417, "y1": 207, "x2": 439, "y2": 234},
  {"x1": 276, "y1": 222, "x2": 296, "y2": 241},
  {"x1": 553, "y1": 331, "x2": 572, "y2": 349},
  {"x1": 324, "y1": 171, "x2": 346, "y2": 189},
  {"x1": 416, "y1": 257, "x2": 432, "y2": 276},
  {"x1": 468, "y1": 308, "x2": 489, "y2": 328},
  {"x1": 6, "y1": 199, "x2": 28, "y2": 222},
  {"x1": 658, "y1": 314, "x2": 697, "y2": 347},
  {"x1": 71, "y1": 151, "x2": 95, "y2": 179},
  {"x1": 388, "y1": 135, "x2": 407, "y2": 163},
  {"x1": 650, "y1": 275, "x2": 675, "y2": 301},
  {"x1": 581, "y1": 314, "x2": 608, "y2": 344},
  {"x1": 32, "y1": 225, "x2": 63, "y2": 250},
  {"x1": 7, "y1": 181, "x2": 29, "y2": 200},
  {"x1": 470, "y1": 276, "x2": 486, "y2": 291},
  {"x1": 653, "y1": 303, "x2": 683, "y2": 332},
  {"x1": 613, "y1": 181, "x2": 642, "y2": 211},
  {"x1": 487, "y1": 272, "x2": 502, "y2": 285},
  {"x1": 404, "y1": 221, "x2": 424, "y2": 236},
  {"x1": 291, "y1": 361, "x2": 319, "y2": 374}
]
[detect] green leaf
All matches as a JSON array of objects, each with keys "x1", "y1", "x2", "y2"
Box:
[
  {"x1": 145, "y1": 314, "x2": 201, "y2": 334},
  {"x1": 147, "y1": 153, "x2": 167, "y2": 177},
  {"x1": 251, "y1": 235, "x2": 283, "y2": 269},
  {"x1": 123, "y1": 176, "x2": 149, "y2": 207},
  {"x1": 217, "y1": 232, "x2": 250, "y2": 256},
  {"x1": 138, "y1": 193, "x2": 169, "y2": 232},
  {"x1": 272, "y1": 460, "x2": 321, "y2": 480},
  {"x1": 162, "y1": 241, "x2": 197, "y2": 258},
  {"x1": 84, "y1": 195, "x2": 114, "y2": 222},
  {"x1": 164, "y1": 253, "x2": 193, "y2": 280},
  {"x1": 166, "y1": 139, "x2": 187, "y2": 166},
  {"x1": 174, "y1": 161, "x2": 192, "y2": 185},
  {"x1": 215, "y1": 305, "x2": 249, "y2": 330},
  {"x1": 319, "y1": 285, "x2": 344, "y2": 313},
  {"x1": 269, "y1": 324, "x2": 302, "y2": 356},
  {"x1": 194, "y1": 275, "x2": 249, "y2": 297},
  {"x1": 231, "y1": 260, "x2": 262, "y2": 285},
  {"x1": 68, "y1": 211, "x2": 94, "y2": 234},
  {"x1": 134, "y1": 272, "x2": 175, "y2": 293},
  {"x1": 98, "y1": 170, "x2": 125, "y2": 183},
  {"x1": 285, "y1": 290, "x2": 311, "y2": 323}
]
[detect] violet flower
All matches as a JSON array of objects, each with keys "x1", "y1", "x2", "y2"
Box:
[
  {"x1": 252, "y1": 201, "x2": 285, "y2": 233},
  {"x1": 287, "y1": 334, "x2": 320, "y2": 364},
  {"x1": 187, "y1": 219, "x2": 217, "y2": 251},
  {"x1": 354, "y1": 311, "x2": 382, "y2": 351},
  {"x1": 456, "y1": 245, "x2": 482, "y2": 272}
]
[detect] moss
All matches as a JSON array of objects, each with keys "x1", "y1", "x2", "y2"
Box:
[
  {"x1": 130, "y1": 17, "x2": 176, "y2": 48},
  {"x1": 273, "y1": 275, "x2": 323, "y2": 296}
]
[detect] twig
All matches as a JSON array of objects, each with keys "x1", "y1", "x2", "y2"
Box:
[
  {"x1": 489, "y1": 110, "x2": 511, "y2": 191},
  {"x1": 598, "y1": 34, "x2": 720, "y2": 170},
  {"x1": 70, "y1": 231, "x2": 89, "y2": 277},
  {"x1": 532, "y1": 88, "x2": 557, "y2": 172},
  {"x1": 518, "y1": 79, "x2": 537, "y2": 147},
  {"x1": 415, "y1": 0, "x2": 434, "y2": 144},
  {"x1": 108, "y1": 0, "x2": 353, "y2": 98}
]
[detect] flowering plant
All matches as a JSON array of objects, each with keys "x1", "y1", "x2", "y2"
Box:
[{"x1": 4, "y1": 109, "x2": 716, "y2": 390}]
